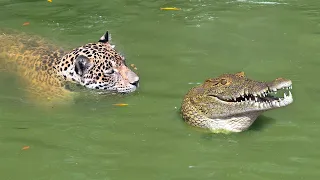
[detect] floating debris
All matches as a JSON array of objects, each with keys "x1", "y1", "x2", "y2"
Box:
[
  {"x1": 22, "y1": 146, "x2": 30, "y2": 150},
  {"x1": 48, "y1": 0, "x2": 52, "y2": 2},
  {"x1": 160, "y1": 7, "x2": 181, "y2": 10},
  {"x1": 113, "y1": 103, "x2": 129, "y2": 106},
  {"x1": 22, "y1": 22, "x2": 30, "y2": 26},
  {"x1": 130, "y1": 64, "x2": 138, "y2": 70}
]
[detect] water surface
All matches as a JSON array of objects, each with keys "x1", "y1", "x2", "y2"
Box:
[{"x1": 0, "y1": 0, "x2": 319, "y2": 179}]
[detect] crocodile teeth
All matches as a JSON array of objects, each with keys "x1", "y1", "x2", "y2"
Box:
[
  {"x1": 272, "y1": 101, "x2": 280, "y2": 107},
  {"x1": 259, "y1": 103, "x2": 264, "y2": 108},
  {"x1": 221, "y1": 82, "x2": 293, "y2": 110}
]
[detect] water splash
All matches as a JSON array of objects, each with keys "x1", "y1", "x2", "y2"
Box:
[{"x1": 234, "y1": 0, "x2": 287, "y2": 5}]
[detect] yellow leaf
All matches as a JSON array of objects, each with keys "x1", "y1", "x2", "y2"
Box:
[
  {"x1": 160, "y1": 7, "x2": 181, "y2": 10},
  {"x1": 22, "y1": 22, "x2": 30, "y2": 26},
  {"x1": 22, "y1": 146, "x2": 30, "y2": 150},
  {"x1": 113, "y1": 103, "x2": 129, "y2": 106}
]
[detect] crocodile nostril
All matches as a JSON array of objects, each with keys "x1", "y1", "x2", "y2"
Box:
[{"x1": 130, "y1": 80, "x2": 139, "y2": 87}]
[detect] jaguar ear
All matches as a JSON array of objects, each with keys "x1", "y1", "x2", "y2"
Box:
[
  {"x1": 235, "y1": 71, "x2": 245, "y2": 78},
  {"x1": 98, "y1": 31, "x2": 111, "y2": 43},
  {"x1": 75, "y1": 55, "x2": 93, "y2": 76}
]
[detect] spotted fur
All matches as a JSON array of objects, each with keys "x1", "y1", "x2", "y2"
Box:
[{"x1": 0, "y1": 29, "x2": 139, "y2": 104}]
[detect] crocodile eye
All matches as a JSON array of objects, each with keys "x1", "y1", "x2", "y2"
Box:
[
  {"x1": 220, "y1": 79, "x2": 228, "y2": 85},
  {"x1": 205, "y1": 79, "x2": 220, "y2": 86}
]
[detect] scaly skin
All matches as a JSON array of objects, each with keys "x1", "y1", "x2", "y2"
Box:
[{"x1": 181, "y1": 72, "x2": 294, "y2": 133}]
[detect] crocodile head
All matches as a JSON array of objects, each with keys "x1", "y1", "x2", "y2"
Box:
[{"x1": 181, "y1": 72, "x2": 293, "y2": 133}]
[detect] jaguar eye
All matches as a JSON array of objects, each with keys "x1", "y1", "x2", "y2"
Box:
[{"x1": 105, "y1": 69, "x2": 115, "y2": 74}]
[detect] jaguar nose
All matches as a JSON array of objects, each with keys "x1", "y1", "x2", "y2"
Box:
[{"x1": 130, "y1": 80, "x2": 139, "y2": 87}]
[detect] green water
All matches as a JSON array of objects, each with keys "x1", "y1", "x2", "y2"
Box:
[{"x1": 0, "y1": 0, "x2": 319, "y2": 179}]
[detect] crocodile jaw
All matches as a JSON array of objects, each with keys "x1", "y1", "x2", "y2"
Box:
[
  {"x1": 211, "y1": 82, "x2": 294, "y2": 114},
  {"x1": 216, "y1": 89, "x2": 293, "y2": 111},
  {"x1": 204, "y1": 84, "x2": 293, "y2": 132},
  {"x1": 205, "y1": 112, "x2": 262, "y2": 133}
]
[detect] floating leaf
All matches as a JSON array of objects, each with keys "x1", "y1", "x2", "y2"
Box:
[
  {"x1": 113, "y1": 103, "x2": 128, "y2": 106},
  {"x1": 22, "y1": 146, "x2": 30, "y2": 150},
  {"x1": 160, "y1": 7, "x2": 181, "y2": 10},
  {"x1": 22, "y1": 22, "x2": 30, "y2": 26},
  {"x1": 130, "y1": 64, "x2": 138, "y2": 70}
]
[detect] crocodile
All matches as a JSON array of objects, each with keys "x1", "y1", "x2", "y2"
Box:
[{"x1": 181, "y1": 72, "x2": 293, "y2": 133}]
